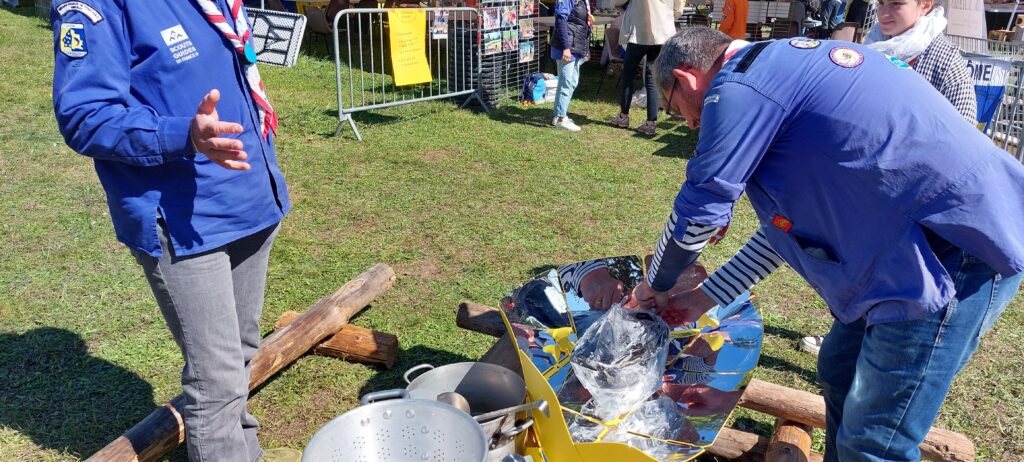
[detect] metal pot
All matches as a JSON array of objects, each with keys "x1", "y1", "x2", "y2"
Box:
[
  {"x1": 404, "y1": 362, "x2": 528, "y2": 443},
  {"x1": 302, "y1": 389, "x2": 489, "y2": 462}
]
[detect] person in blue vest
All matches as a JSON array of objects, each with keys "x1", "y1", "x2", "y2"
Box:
[
  {"x1": 626, "y1": 27, "x2": 1024, "y2": 461},
  {"x1": 550, "y1": 0, "x2": 592, "y2": 132},
  {"x1": 51, "y1": 1, "x2": 298, "y2": 460}
]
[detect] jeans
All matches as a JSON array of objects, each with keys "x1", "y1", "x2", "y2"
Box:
[
  {"x1": 619, "y1": 43, "x2": 661, "y2": 122},
  {"x1": 553, "y1": 57, "x2": 583, "y2": 118},
  {"x1": 132, "y1": 221, "x2": 280, "y2": 462},
  {"x1": 818, "y1": 247, "x2": 1022, "y2": 461}
]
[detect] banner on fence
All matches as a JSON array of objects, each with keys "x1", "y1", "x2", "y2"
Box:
[
  {"x1": 966, "y1": 54, "x2": 1011, "y2": 129},
  {"x1": 388, "y1": 9, "x2": 432, "y2": 86}
]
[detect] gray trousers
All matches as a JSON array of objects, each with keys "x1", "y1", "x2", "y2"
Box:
[{"x1": 133, "y1": 222, "x2": 279, "y2": 462}]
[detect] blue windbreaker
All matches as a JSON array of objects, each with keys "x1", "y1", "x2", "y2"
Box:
[
  {"x1": 52, "y1": 0, "x2": 290, "y2": 257},
  {"x1": 674, "y1": 39, "x2": 1024, "y2": 324}
]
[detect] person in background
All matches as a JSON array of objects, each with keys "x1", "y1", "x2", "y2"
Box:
[
  {"x1": 796, "y1": 0, "x2": 977, "y2": 355},
  {"x1": 608, "y1": 0, "x2": 685, "y2": 136},
  {"x1": 866, "y1": 0, "x2": 974, "y2": 121},
  {"x1": 51, "y1": 0, "x2": 297, "y2": 460},
  {"x1": 550, "y1": 0, "x2": 592, "y2": 132},
  {"x1": 718, "y1": 0, "x2": 748, "y2": 39},
  {"x1": 820, "y1": 0, "x2": 845, "y2": 37}
]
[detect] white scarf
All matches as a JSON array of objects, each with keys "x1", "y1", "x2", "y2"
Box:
[{"x1": 864, "y1": 6, "x2": 947, "y2": 63}]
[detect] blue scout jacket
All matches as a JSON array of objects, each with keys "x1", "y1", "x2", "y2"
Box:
[
  {"x1": 52, "y1": 0, "x2": 290, "y2": 257},
  {"x1": 674, "y1": 39, "x2": 1024, "y2": 325}
]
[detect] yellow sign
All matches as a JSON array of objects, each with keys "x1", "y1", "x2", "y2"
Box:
[{"x1": 387, "y1": 9, "x2": 432, "y2": 86}]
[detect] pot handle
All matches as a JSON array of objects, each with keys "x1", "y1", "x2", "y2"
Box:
[
  {"x1": 403, "y1": 363, "x2": 436, "y2": 385},
  {"x1": 499, "y1": 417, "x2": 535, "y2": 439},
  {"x1": 360, "y1": 389, "x2": 409, "y2": 405}
]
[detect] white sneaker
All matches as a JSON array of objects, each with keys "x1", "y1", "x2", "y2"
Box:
[
  {"x1": 798, "y1": 335, "x2": 825, "y2": 356},
  {"x1": 553, "y1": 116, "x2": 581, "y2": 132}
]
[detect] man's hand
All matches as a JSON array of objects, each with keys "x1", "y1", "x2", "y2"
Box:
[
  {"x1": 190, "y1": 89, "x2": 250, "y2": 171},
  {"x1": 657, "y1": 286, "x2": 716, "y2": 327},
  {"x1": 579, "y1": 268, "x2": 624, "y2": 311},
  {"x1": 708, "y1": 224, "x2": 729, "y2": 245},
  {"x1": 562, "y1": 49, "x2": 572, "y2": 63},
  {"x1": 624, "y1": 281, "x2": 670, "y2": 310},
  {"x1": 662, "y1": 383, "x2": 742, "y2": 417}
]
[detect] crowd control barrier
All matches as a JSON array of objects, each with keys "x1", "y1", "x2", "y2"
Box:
[{"x1": 332, "y1": 7, "x2": 489, "y2": 141}]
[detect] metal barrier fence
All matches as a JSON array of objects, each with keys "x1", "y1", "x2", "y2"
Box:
[
  {"x1": 986, "y1": 61, "x2": 1024, "y2": 162},
  {"x1": 950, "y1": 34, "x2": 1024, "y2": 162},
  {"x1": 948, "y1": 34, "x2": 1024, "y2": 61},
  {"x1": 331, "y1": 7, "x2": 488, "y2": 140}
]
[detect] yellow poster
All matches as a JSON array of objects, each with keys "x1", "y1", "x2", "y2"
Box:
[{"x1": 388, "y1": 9, "x2": 432, "y2": 86}]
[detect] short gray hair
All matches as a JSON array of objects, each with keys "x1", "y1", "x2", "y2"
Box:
[{"x1": 653, "y1": 27, "x2": 732, "y2": 95}]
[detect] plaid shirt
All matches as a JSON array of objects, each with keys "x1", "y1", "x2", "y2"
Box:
[{"x1": 912, "y1": 35, "x2": 977, "y2": 124}]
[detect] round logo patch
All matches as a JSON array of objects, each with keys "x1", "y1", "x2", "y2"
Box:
[
  {"x1": 789, "y1": 38, "x2": 821, "y2": 49},
  {"x1": 829, "y1": 47, "x2": 863, "y2": 68},
  {"x1": 886, "y1": 54, "x2": 911, "y2": 69}
]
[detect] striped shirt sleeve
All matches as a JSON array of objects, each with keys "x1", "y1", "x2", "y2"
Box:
[
  {"x1": 558, "y1": 259, "x2": 608, "y2": 296},
  {"x1": 700, "y1": 227, "x2": 785, "y2": 307},
  {"x1": 647, "y1": 210, "x2": 719, "y2": 292}
]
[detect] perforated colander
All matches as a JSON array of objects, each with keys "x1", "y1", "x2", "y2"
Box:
[{"x1": 302, "y1": 389, "x2": 488, "y2": 462}]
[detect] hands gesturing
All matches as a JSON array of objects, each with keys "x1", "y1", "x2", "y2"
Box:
[{"x1": 190, "y1": 89, "x2": 250, "y2": 171}]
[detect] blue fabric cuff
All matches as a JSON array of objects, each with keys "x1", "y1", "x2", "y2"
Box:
[
  {"x1": 672, "y1": 178, "x2": 744, "y2": 228},
  {"x1": 159, "y1": 116, "x2": 196, "y2": 163}
]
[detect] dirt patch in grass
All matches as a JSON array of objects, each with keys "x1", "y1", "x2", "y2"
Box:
[
  {"x1": 419, "y1": 147, "x2": 463, "y2": 163},
  {"x1": 395, "y1": 258, "x2": 443, "y2": 279}
]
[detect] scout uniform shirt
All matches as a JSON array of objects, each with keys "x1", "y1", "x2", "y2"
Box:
[
  {"x1": 52, "y1": 0, "x2": 290, "y2": 257},
  {"x1": 673, "y1": 39, "x2": 1024, "y2": 325}
]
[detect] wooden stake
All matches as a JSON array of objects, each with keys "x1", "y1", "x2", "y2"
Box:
[
  {"x1": 457, "y1": 301, "x2": 508, "y2": 338},
  {"x1": 766, "y1": 418, "x2": 814, "y2": 462},
  {"x1": 739, "y1": 379, "x2": 975, "y2": 462},
  {"x1": 274, "y1": 311, "x2": 399, "y2": 368},
  {"x1": 710, "y1": 427, "x2": 824, "y2": 462},
  {"x1": 86, "y1": 263, "x2": 396, "y2": 462}
]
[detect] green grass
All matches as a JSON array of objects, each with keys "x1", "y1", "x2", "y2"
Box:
[{"x1": 2, "y1": 6, "x2": 1023, "y2": 461}]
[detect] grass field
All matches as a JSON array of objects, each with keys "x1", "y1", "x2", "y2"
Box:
[{"x1": 1, "y1": 6, "x2": 1022, "y2": 461}]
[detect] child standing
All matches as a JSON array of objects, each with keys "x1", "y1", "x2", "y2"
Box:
[{"x1": 551, "y1": 0, "x2": 592, "y2": 131}]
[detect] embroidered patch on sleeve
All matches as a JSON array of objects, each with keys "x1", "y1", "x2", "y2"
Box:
[
  {"x1": 829, "y1": 47, "x2": 864, "y2": 68},
  {"x1": 789, "y1": 38, "x2": 820, "y2": 49},
  {"x1": 56, "y1": 1, "x2": 103, "y2": 24},
  {"x1": 59, "y1": 23, "x2": 88, "y2": 58}
]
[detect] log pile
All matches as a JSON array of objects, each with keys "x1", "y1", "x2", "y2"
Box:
[
  {"x1": 85, "y1": 263, "x2": 396, "y2": 462},
  {"x1": 274, "y1": 310, "x2": 399, "y2": 368},
  {"x1": 459, "y1": 301, "x2": 975, "y2": 462}
]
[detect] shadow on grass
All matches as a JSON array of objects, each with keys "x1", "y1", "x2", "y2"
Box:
[
  {"x1": 527, "y1": 264, "x2": 559, "y2": 277},
  {"x1": 731, "y1": 416, "x2": 775, "y2": 436},
  {"x1": 320, "y1": 98, "x2": 487, "y2": 138},
  {"x1": 0, "y1": 327, "x2": 157, "y2": 459},
  {"x1": 2, "y1": 5, "x2": 52, "y2": 29},
  {"x1": 492, "y1": 104, "x2": 606, "y2": 130},
  {"x1": 756, "y1": 353, "x2": 819, "y2": 387},
  {"x1": 356, "y1": 345, "x2": 477, "y2": 398}
]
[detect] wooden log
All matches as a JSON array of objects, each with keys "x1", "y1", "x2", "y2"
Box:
[
  {"x1": 740, "y1": 379, "x2": 975, "y2": 462},
  {"x1": 457, "y1": 301, "x2": 508, "y2": 338},
  {"x1": 479, "y1": 332, "x2": 522, "y2": 376},
  {"x1": 709, "y1": 427, "x2": 824, "y2": 462},
  {"x1": 458, "y1": 302, "x2": 976, "y2": 462},
  {"x1": 274, "y1": 311, "x2": 399, "y2": 368},
  {"x1": 766, "y1": 418, "x2": 814, "y2": 462},
  {"x1": 86, "y1": 263, "x2": 396, "y2": 462},
  {"x1": 709, "y1": 426, "x2": 768, "y2": 462}
]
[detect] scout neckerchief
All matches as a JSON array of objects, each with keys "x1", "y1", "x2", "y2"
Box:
[{"x1": 195, "y1": 0, "x2": 278, "y2": 139}]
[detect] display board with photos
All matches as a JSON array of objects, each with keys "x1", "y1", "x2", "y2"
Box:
[{"x1": 477, "y1": 0, "x2": 540, "y2": 107}]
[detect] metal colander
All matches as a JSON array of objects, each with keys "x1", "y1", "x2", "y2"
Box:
[{"x1": 302, "y1": 389, "x2": 488, "y2": 462}]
